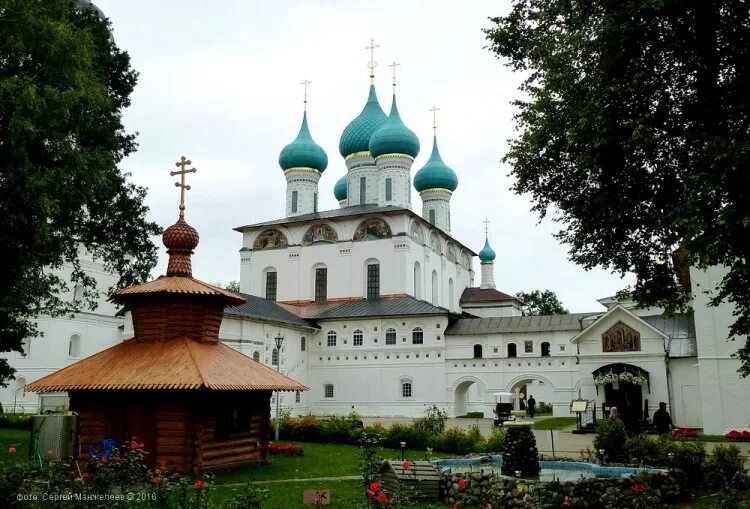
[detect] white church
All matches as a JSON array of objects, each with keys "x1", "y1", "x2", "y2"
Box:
[{"x1": 3, "y1": 64, "x2": 749, "y2": 436}]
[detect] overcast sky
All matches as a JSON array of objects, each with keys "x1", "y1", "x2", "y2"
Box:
[{"x1": 96, "y1": 0, "x2": 632, "y2": 312}]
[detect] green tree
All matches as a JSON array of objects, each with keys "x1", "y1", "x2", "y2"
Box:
[
  {"x1": 516, "y1": 289, "x2": 569, "y2": 316},
  {"x1": 0, "y1": 0, "x2": 160, "y2": 386},
  {"x1": 485, "y1": 1, "x2": 750, "y2": 375}
]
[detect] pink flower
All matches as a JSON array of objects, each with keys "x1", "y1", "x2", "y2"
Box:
[
  {"x1": 8, "y1": 447, "x2": 16, "y2": 454},
  {"x1": 154, "y1": 469, "x2": 161, "y2": 475},
  {"x1": 366, "y1": 489, "x2": 375, "y2": 498},
  {"x1": 151, "y1": 477, "x2": 161, "y2": 485}
]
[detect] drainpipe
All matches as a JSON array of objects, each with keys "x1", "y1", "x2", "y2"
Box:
[{"x1": 664, "y1": 336, "x2": 674, "y2": 426}]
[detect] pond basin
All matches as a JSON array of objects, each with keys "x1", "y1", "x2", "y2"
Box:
[{"x1": 431, "y1": 456, "x2": 666, "y2": 483}]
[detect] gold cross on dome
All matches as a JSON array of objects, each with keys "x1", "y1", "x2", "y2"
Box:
[
  {"x1": 429, "y1": 105, "x2": 440, "y2": 133},
  {"x1": 300, "y1": 79, "x2": 312, "y2": 110},
  {"x1": 171, "y1": 156, "x2": 197, "y2": 217},
  {"x1": 366, "y1": 37, "x2": 379, "y2": 80},
  {"x1": 483, "y1": 218, "x2": 491, "y2": 237},
  {"x1": 387, "y1": 61, "x2": 400, "y2": 88}
]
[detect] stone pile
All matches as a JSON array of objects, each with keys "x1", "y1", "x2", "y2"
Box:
[
  {"x1": 440, "y1": 471, "x2": 534, "y2": 508},
  {"x1": 501, "y1": 425, "x2": 541, "y2": 476}
]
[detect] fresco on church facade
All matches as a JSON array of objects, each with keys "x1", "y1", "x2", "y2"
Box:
[
  {"x1": 353, "y1": 218, "x2": 392, "y2": 241},
  {"x1": 602, "y1": 321, "x2": 641, "y2": 352},
  {"x1": 253, "y1": 229, "x2": 289, "y2": 250},
  {"x1": 446, "y1": 244, "x2": 457, "y2": 262},
  {"x1": 302, "y1": 223, "x2": 338, "y2": 245},
  {"x1": 409, "y1": 222, "x2": 424, "y2": 244},
  {"x1": 429, "y1": 232, "x2": 442, "y2": 254}
]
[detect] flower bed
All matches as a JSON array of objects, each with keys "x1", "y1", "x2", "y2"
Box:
[
  {"x1": 269, "y1": 443, "x2": 304, "y2": 456},
  {"x1": 724, "y1": 429, "x2": 750, "y2": 440},
  {"x1": 672, "y1": 428, "x2": 699, "y2": 438}
]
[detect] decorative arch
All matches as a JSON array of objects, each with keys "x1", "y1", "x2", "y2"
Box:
[
  {"x1": 302, "y1": 223, "x2": 338, "y2": 245},
  {"x1": 446, "y1": 244, "x2": 457, "y2": 262},
  {"x1": 15, "y1": 376, "x2": 27, "y2": 400},
  {"x1": 461, "y1": 251, "x2": 472, "y2": 269},
  {"x1": 507, "y1": 373, "x2": 555, "y2": 392},
  {"x1": 413, "y1": 262, "x2": 422, "y2": 299},
  {"x1": 429, "y1": 232, "x2": 442, "y2": 254},
  {"x1": 409, "y1": 221, "x2": 425, "y2": 244},
  {"x1": 68, "y1": 333, "x2": 82, "y2": 358},
  {"x1": 353, "y1": 218, "x2": 392, "y2": 241},
  {"x1": 452, "y1": 376, "x2": 487, "y2": 417},
  {"x1": 253, "y1": 229, "x2": 289, "y2": 250},
  {"x1": 602, "y1": 321, "x2": 641, "y2": 352}
]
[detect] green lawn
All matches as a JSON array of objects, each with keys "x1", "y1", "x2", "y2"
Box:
[
  {"x1": 0, "y1": 428, "x2": 29, "y2": 466},
  {"x1": 532, "y1": 417, "x2": 578, "y2": 430}
]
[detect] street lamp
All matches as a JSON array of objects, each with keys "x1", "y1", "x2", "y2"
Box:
[{"x1": 274, "y1": 332, "x2": 284, "y2": 441}]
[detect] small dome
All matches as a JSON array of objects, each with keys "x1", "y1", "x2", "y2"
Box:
[
  {"x1": 334, "y1": 174, "x2": 348, "y2": 201},
  {"x1": 163, "y1": 217, "x2": 199, "y2": 252},
  {"x1": 369, "y1": 95, "x2": 420, "y2": 159},
  {"x1": 279, "y1": 111, "x2": 328, "y2": 172},
  {"x1": 413, "y1": 136, "x2": 458, "y2": 192},
  {"x1": 339, "y1": 84, "x2": 387, "y2": 158},
  {"x1": 479, "y1": 238, "x2": 496, "y2": 262}
]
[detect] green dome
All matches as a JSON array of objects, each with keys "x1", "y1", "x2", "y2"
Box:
[
  {"x1": 479, "y1": 237, "x2": 496, "y2": 262},
  {"x1": 369, "y1": 95, "x2": 420, "y2": 158},
  {"x1": 279, "y1": 111, "x2": 328, "y2": 172},
  {"x1": 334, "y1": 174, "x2": 348, "y2": 201},
  {"x1": 413, "y1": 136, "x2": 458, "y2": 192},
  {"x1": 339, "y1": 84, "x2": 387, "y2": 158}
]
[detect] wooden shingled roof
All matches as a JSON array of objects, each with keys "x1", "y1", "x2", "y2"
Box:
[
  {"x1": 26, "y1": 336, "x2": 307, "y2": 392},
  {"x1": 112, "y1": 275, "x2": 245, "y2": 306}
]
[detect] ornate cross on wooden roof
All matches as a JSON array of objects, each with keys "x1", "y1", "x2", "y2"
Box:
[{"x1": 171, "y1": 156, "x2": 197, "y2": 217}]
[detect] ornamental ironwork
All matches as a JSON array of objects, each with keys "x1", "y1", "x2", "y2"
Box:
[
  {"x1": 253, "y1": 229, "x2": 288, "y2": 250},
  {"x1": 353, "y1": 218, "x2": 392, "y2": 241},
  {"x1": 302, "y1": 223, "x2": 338, "y2": 245},
  {"x1": 602, "y1": 321, "x2": 641, "y2": 352}
]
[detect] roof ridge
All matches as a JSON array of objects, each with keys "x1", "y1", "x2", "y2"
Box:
[{"x1": 184, "y1": 337, "x2": 207, "y2": 388}]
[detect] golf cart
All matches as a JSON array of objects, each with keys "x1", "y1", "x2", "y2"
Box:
[{"x1": 492, "y1": 391, "x2": 516, "y2": 427}]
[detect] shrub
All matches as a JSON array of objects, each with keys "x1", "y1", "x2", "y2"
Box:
[
  {"x1": 383, "y1": 422, "x2": 430, "y2": 450},
  {"x1": 536, "y1": 402, "x2": 553, "y2": 415},
  {"x1": 428, "y1": 425, "x2": 485, "y2": 455},
  {"x1": 412, "y1": 405, "x2": 448, "y2": 435},
  {"x1": 624, "y1": 433, "x2": 661, "y2": 465},
  {"x1": 0, "y1": 414, "x2": 33, "y2": 430},
  {"x1": 593, "y1": 417, "x2": 627, "y2": 462},
  {"x1": 657, "y1": 435, "x2": 706, "y2": 487},
  {"x1": 485, "y1": 426, "x2": 507, "y2": 453},
  {"x1": 724, "y1": 429, "x2": 750, "y2": 440},
  {"x1": 704, "y1": 444, "x2": 746, "y2": 490},
  {"x1": 268, "y1": 443, "x2": 304, "y2": 456}
]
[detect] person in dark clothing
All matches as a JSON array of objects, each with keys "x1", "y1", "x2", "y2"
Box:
[
  {"x1": 527, "y1": 395, "x2": 536, "y2": 418},
  {"x1": 652, "y1": 402, "x2": 673, "y2": 435}
]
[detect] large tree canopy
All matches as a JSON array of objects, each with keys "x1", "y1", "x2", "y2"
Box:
[
  {"x1": 485, "y1": 0, "x2": 750, "y2": 376},
  {"x1": 0, "y1": 0, "x2": 160, "y2": 385},
  {"x1": 516, "y1": 289, "x2": 569, "y2": 316}
]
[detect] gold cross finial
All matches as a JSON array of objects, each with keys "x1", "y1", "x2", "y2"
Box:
[
  {"x1": 429, "y1": 106, "x2": 440, "y2": 134},
  {"x1": 483, "y1": 218, "x2": 491, "y2": 238},
  {"x1": 366, "y1": 37, "x2": 379, "y2": 82},
  {"x1": 387, "y1": 61, "x2": 400, "y2": 91},
  {"x1": 300, "y1": 79, "x2": 312, "y2": 111},
  {"x1": 171, "y1": 156, "x2": 197, "y2": 217}
]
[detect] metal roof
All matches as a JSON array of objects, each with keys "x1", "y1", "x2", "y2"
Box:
[
  {"x1": 446, "y1": 313, "x2": 599, "y2": 335},
  {"x1": 296, "y1": 296, "x2": 450, "y2": 320},
  {"x1": 642, "y1": 314, "x2": 698, "y2": 357},
  {"x1": 225, "y1": 293, "x2": 317, "y2": 329},
  {"x1": 460, "y1": 287, "x2": 520, "y2": 304}
]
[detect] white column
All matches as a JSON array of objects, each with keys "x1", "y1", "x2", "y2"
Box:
[
  {"x1": 420, "y1": 189, "x2": 453, "y2": 233},
  {"x1": 285, "y1": 169, "x2": 321, "y2": 217},
  {"x1": 480, "y1": 261, "x2": 495, "y2": 290},
  {"x1": 346, "y1": 154, "x2": 378, "y2": 206},
  {"x1": 376, "y1": 155, "x2": 413, "y2": 209}
]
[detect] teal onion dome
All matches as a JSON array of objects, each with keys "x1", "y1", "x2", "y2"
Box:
[
  {"x1": 369, "y1": 95, "x2": 420, "y2": 159},
  {"x1": 334, "y1": 174, "x2": 348, "y2": 201},
  {"x1": 279, "y1": 111, "x2": 328, "y2": 172},
  {"x1": 339, "y1": 84, "x2": 387, "y2": 158},
  {"x1": 479, "y1": 238, "x2": 496, "y2": 262},
  {"x1": 413, "y1": 136, "x2": 458, "y2": 192}
]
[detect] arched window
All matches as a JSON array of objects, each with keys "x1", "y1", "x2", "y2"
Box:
[
  {"x1": 385, "y1": 328, "x2": 397, "y2": 345},
  {"x1": 264, "y1": 268, "x2": 278, "y2": 301},
  {"x1": 314, "y1": 265, "x2": 327, "y2": 302},
  {"x1": 68, "y1": 334, "x2": 82, "y2": 358},
  {"x1": 412, "y1": 327, "x2": 424, "y2": 345},
  {"x1": 327, "y1": 331, "x2": 337, "y2": 347},
  {"x1": 272, "y1": 348, "x2": 279, "y2": 366},
  {"x1": 473, "y1": 344, "x2": 483, "y2": 359},
  {"x1": 253, "y1": 351, "x2": 260, "y2": 362},
  {"x1": 401, "y1": 380, "x2": 413, "y2": 398},
  {"x1": 301, "y1": 337, "x2": 306, "y2": 351},
  {"x1": 413, "y1": 262, "x2": 422, "y2": 299},
  {"x1": 541, "y1": 342, "x2": 551, "y2": 357},
  {"x1": 353, "y1": 330, "x2": 364, "y2": 346},
  {"x1": 366, "y1": 261, "x2": 380, "y2": 300},
  {"x1": 16, "y1": 377, "x2": 26, "y2": 400},
  {"x1": 324, "y1": 383, "x2": 334, "y2": 398},
  {"x1": 431, "y1": 270, "x2": 438, "y2": 305},
  {"x1": 448, "y1": 278, "x2": 455, "y2": 309},
  {"x1": 507, "y1": 343, "x2": 517, "y2": 358}
]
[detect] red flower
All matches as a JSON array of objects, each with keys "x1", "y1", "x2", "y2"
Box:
[
  {"x1": 130, "y1": 442, "x2": 144, "y2": 449},
  {"x1": 366, "y1": 489, "x2": 375, "y2": 497},
  {"x1": 632, "y1": 484, "x2": 646, "y2": 495},
  {"x1": 8, "y1": 447, "x2": 16, "y2": 454},
  {"x1": 113, "y1": 455, "x2": 122, "y2": 462},
  {"x1": 401, "y1": 460, "x2": 412, "y2": 470},
  {"x1": 151, "y1": 477, "x2": 162, "y2": 485},
  {"x1": 457, "y1": 479, "x2": 467, "y2": 490},
  {"x1": 194, "y1": 480, "x2": 204, "y2": 489},
  {"x1": 154, "y1": 469, "x2": 161, "y2": 475},
  {"x1": 563, "y1": 496, "x2": 572, "y2": 506},
  {"x1": 369, "y1": 482, "x2": 381, "y2": 492},
  {"x1": 376, "y1": 492, "x2": 387, "y2": 504},
  {"x1": 82, "y1": 472, "x2": 92, "y2": 482}
]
